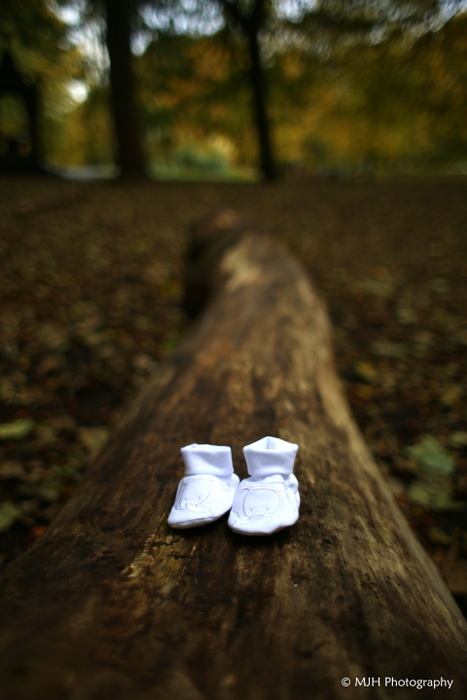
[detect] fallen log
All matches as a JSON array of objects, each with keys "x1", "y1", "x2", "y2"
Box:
[{"x1": 0, "y1": 211, "x2": 466, "y2": 700}]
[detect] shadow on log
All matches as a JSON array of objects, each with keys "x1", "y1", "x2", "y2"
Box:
[{"x1": 0, "y1": 211, "x2": 466, "y2": 700}]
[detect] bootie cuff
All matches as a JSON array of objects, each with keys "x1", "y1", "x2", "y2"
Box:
[
  {"x1": 243, "y1": 436, "x2": 298, "y2": 479},
  {"x1": 181, "y1": 443, "x2": 233, "y2": 477}
]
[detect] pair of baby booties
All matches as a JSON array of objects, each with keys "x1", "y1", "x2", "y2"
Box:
[{"x1": 168, "y1": 436, "x2": 300, "y2": 536}]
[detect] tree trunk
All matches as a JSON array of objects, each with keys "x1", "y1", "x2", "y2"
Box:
[
  {"x1": 247, "y1": 28, "x2": 277, "y2": 182},
  {"x1": 104, "y1": 0, "x2": 147, "y2": 179},
  {"x1": 0, "y1": 212, "x2": 466, "y2": 700},
  {"x1": 28, "y1": 86, "x2": 41, "y2": 170}
]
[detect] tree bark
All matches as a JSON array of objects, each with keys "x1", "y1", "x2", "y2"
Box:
[
  {"x1": 104, "y1": 0, "x2": 147, "y2": 179},
  {"x1": 0, "y1": 212, "x2": 466, "y2": 700}
]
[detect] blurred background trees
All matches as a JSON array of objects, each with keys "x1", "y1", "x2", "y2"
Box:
[{"x1": 0, "y1": 0, "x2": 466, "y2": 179}]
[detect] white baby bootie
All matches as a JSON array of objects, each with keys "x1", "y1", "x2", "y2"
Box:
[
  {"x1": 228, "y1": 436, "x2": 300, "y2": 536},
  {"x1": 168, "y1": 444, "x2": 240, "y2": 529}
]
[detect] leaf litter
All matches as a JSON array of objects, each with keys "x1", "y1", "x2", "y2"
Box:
[{"x1": 0, "y1": 175, "x2": 466, "y2": 608}]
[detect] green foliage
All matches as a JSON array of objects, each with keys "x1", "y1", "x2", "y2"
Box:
[
  {"x1": 138, "y1": 5, "x2": 467, "y2": 173},
  {"x1": 173, "y1": 142, "x2": 228, "y2": 171},
  {"x1": 0, "y1": 502, "x2": 22, "y2": 534},
  {"x1": 3, "y1": 0, "x2": 466, "y2": 172},
  {"x1": 151, "y1": 140, "x2": 254, "y2": 180},
  {"x1": 138, "y1": 29, "x2": 255, "y2": 166},
  {"x1": 406, "y1": 435, "x2": 466, "y2": 511},
  {"x1": 0, "y1": 0, "x2": 90, "y2": 165},
  {"x1": 0, "y1": 418, "x2": 35, "y2": 441},
  {"x1": 0, "y1": 95, "x2": 29, "y2": 145},
  {"x1": 36, "y1": 464, "x2": 81, "y2": 503},
  {"x1": 268, "y1": 10, "x2": 467, "y2": 172},
  {"x1": 407, "y1": 435, "x2": 454, "y2": 475},
  {"x1": 0, "y1": 0, "x2": 67, "y2": 59}
]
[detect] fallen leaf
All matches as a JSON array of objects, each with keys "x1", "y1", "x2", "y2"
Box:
[
  {"x1": 0, "y1": 461, "x2": 26, "y2": 479},
  {"x1": 405, "y1": 436, "x2": 466, "y2": 511},
  {"x1": 440, "y1": 384, "x2": 462, "y2": 407},
  {"x1": 362, "y1": 278, "x2": 394, "y2": 297},
  {"x1": 78, "y1": 427, "x2": 109, "y2": 457},
  {"x1": 31, "y1": 525, "x2": 47, "y2": 539},
  {"x1": 407, "y1": 477, "x2": 466, "y2": 511},
  {"x1": 354, "y1": 361, "x2": 378, "y2": 383},
  {"x1": 0, "y1": 502, "x2": 22, "y2": 533},
  {"x1": 407, "y1": 435, "x2": 454, "y2": 474},
  {"x1": 396, "y1": 305, "x2": 417, "y2": 325},
  {"x1": 427, "y1": 526, "x2": 452, "y2": 547},
  {"x1": 449, "y1": 432, "x2": 467, "y2": 448},
  {"x1": 441, "y1": 541, "x2": 467, "y2": 595},
  {"x1": 371, "y1": 341, "x2": 407, "y2": 358},
  {"x1": 0, "y1": 418, "x2": 35, "y2": 441}
]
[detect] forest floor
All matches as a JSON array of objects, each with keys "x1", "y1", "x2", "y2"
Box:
[{"x1": 1, "y1": 174, "x2": 466, "y2": 610}]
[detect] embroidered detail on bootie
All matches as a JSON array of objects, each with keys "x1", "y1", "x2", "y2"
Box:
[
  {"x1": 228, "y1": 436, "x2": 300, "y2": 535},
  {"x1": 168, "y1": 444, "x2": 239, "y2": 529}
]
